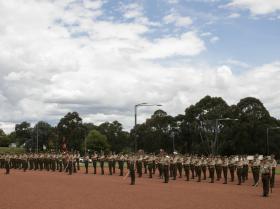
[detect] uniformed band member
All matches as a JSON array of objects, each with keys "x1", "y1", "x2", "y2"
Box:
[
  {"x1": 259, "y1": 157, "x2": 272, "y2": 197},
  {"x1": 270, "y1": 155, "x2": 277, "y2": 188},
  {"x1": 0, "y1": 150, "x2": 277, "y2": 198},
  {"x1": 252, "y1": 155, "x2": 260, "y2": 186},
  {"x1": 84, "y1": 153, "x2": 89, "y2": 174}
]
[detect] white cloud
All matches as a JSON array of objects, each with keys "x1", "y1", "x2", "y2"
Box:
[
  {"x1": 227, "y1": 0, "x2": 280, "y2": 15},
  {"x1": 228, "y1": 13, "x2": 241, "y2": 18},
  {"x1": 163, "y1": 13, "x2": 193, "y2": 27},
  {"x1": 210, "y1": 36, "x2": 220, "y2": 43},
  {"x1": 0, "y1": 0, "x2": 280, "y2": 135}
]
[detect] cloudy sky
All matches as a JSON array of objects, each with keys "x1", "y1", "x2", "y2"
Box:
[{"x1": 0, "y1": 0, "x2": 280, "y2": 133}]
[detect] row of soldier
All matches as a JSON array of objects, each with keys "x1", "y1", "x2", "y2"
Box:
[{"x1": 0, "y1": 150, "x2": 277, "y2": 196}]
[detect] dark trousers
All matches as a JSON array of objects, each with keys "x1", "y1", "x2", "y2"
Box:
[
  {"x1": 109, "y1": 161, "x2": 113, "y2": 175},
  {"x1": 209, "y1": 167, "x2": 215, "y2": 183},
  {"x1": 93, "y1": 161, "x2": 97, "y2": 174},
  {"x1": 262, "y1": 174, "x2": 270, "y2": 196},
  {"x1": 196, "y1": 166, "x2": 201, "y2": 182},
  {"x1": 184, "y1": 165, "x2": 190, "y2": 181},
  {"x1": 252, "y1": 167, "x2": 260, "y2": 185},
  {"x1": 163, "y1": 165, "x2": 169, "y2": 183},
  {"x1": 85, "y1": 161, "x2": 88, "y2": 174},
  {"x1": 216, "y1": 165, "x2": 222, "y2": 180},
  {"x1": 190, "y1": 165, "x2": 195, "y2": 179},
  {"x1": 270, "y1": 167, "x2": 276, "y2": 188},
  {"x1": 172, "y1": 164, "x2": 177, "y2": 180},
  {"x1": 76, "y1": 159, "x2": 80, "y2": 170},
  {"x1": 136, "y1": 161, "x2": 142, "y2": 177},
  {"x1": 158, "y1": 164, "x2": 163, "y2": 178},
  {"x1": 223, "y1": 166, "x2": 228, "y2": 184},
  {"x1": 177, "y1": 163, "x2": 182, "y2": 178},
  {"x1": 113, "y1": 160, "x2": 116, "y2": 173},
  {"x1": 119, "y1": 161, "x2": 124, "y2": 176},
  {"x1": 100, "y1": 161, "x2": 104, "y2": 175},
  {"x1": 229, "y1": 165, "x2": 235, "y2": 182},
  {"x1": 202, "y1": 166, "x2": 207, "y2": 180},
  {"x1": 148, "y1": 163, "x2": 153, "y2": 178},
  {"x1": 68, "y1": 163, "x2": 73, "y2": 175},
  {"x1": 130, "y1": 168, "x2": 135, "y2": 185},
  {"x1": 237, "y1": 167, "x2": 242, "y2": 185},
  {"x1": 5, "y1": 162, "x2": 10, "y2": 174}
]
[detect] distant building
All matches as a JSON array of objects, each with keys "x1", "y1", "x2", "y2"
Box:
[{"x1": 9, "y1": 143, "x2": 17, "y2": 148}]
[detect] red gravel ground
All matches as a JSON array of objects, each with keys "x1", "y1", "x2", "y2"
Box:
[{"x1": 0, "y1": 168, "x2": 279, "y2": 209}]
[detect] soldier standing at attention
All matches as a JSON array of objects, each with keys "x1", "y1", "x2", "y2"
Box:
[
  {"x1": 5, "y1": 154, "x2": 11, "y2": 174},
  {"x1": 147, "y1": 154, "x2": 154, "y2": 178},
  {"x1": 99, "y1": 152, "x2": 105, "y2": 175},
  {"x1": 91, "y1": 151, "x2": 98, "y2": 174},
  {"x1": 163, "y1": 155, "x2": 170, "y2": 183},
  {"x1": 136, "y1": 153, "x2": 143, "y2": 178},
  {"x1": 118, "y1": 153, "x2": 125, "y2": 176},
  {"x1": 112, "y1": 152, "x2": 117, "y2": 174},
  {"x1": 252, "y1": 155, "x2": 260, "y2": 186},
  {"x1": 228, "y1": 156, "x2": 236, "y2": 182},
  {"x1": 190, "y1": 156, "x2": 195, "y2": 179},
  {"x1": 195, "y1": 156, "x2": 202, "y2": 182},
  {"x1": 259, "y1": 157, "x2": 272, "y2": 197},
  {"x1": 243, "y1": 155, "x2": 249, "y2": 182},
  {"x1": 22, "y1": 153, "x2": 28, "y2": 172},
  {"x1": 183, "y1": 155, "x2": 190, "y2": 181},
  {"x1": 215, "y1": 156, "x2": 222, "y2": 181},
  {"x1": 209, "y1": 156, "x2": 215, "y2": 183},
  {"x1": 177, "y1": 155, "x2": 183, "y2": 178},
  {"x1": 76, "y1": 151, "x2": 80, "y2": 171},
  {"x1": 130, "y1": 155, "x2": 136, "y2": 185},
  {"x1": 270, "y1": 154, "x2": 277, "y2": 188},
  {"x1": 236, "y1": 156, "x2": 243, "y2": 185},
  {"x1": 108, "y1": 152, "x2": 113, "y2": 175},
  {"x1": 222, "y1": 156, "x2": 229, "y2": 184},
  {"x1": 58, "y1": 152, "x2": 63, "y2": 172},
  {"x1": 84, "y1": 153, "x2": 89, "y2": 174},
  {"x1": 201, "y1": 156, "x2": 207, "y2": 180}
]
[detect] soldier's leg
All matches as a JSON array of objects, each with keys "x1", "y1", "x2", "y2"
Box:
[
  {"x1": 173, "y1": 165, "x2": 177, "y2": 180},
  {"x1": 270, "y1": 167, "x2": 275, "y2": 188},
  {"x1": 210, "y1": 167, "x2": 214, "y2": 183},
  {"x1": 119, "y1": 162, "x2": 124, "y2": 176},
  {"x1": 164, "y1": 165, "x2": 169, "y2": 183},
  {"x1": 77, "y1": 159, "x2": 80, "y2": 171},
  {"x1": 130, "y1": 168, "x2": 135, "y2": 185},
  {"x1": 191, "y1": 165, "x2": 194, "y2": 179},
  {"x1": 152, "y1": 161, "x2": 156, "y2": 174},
  {"x1": 113, "y1": 160, "x2": 116, "y2": 173},
  {"x1": 144, "y1": 161, "x2": 147, "y2": 174},
  {"x1": 101, "y1": 162, "x2": 104, "y2": 175},
  {"x1": 85, "y1": 162, "x2": 88, "y2": 174},
  {"x1": 148, "y1": 164, "x2": 152, "y2": 178},
  {"x1": 223, "y1": 167, "x2": 228, "y2": 184},
  {"x1": 177, "y1": 163, "x2": 182, "y2": 178},
  {"x1": 262, "y1": 174, "x2": 269, "y2": 197},
  {"x1": 237, "y1": 168, "x2": 242, "y2": 185},
  {"x1": 197, "y1": 167, "x2": 201, "y2": 182},
  {"x1": 109, "y1": 161, "x2": 113, "y2": 175}
]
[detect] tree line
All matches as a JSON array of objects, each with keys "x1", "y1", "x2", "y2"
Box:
[{"x1": 0, "y1": 96, "x2": 280, "y2": 157}]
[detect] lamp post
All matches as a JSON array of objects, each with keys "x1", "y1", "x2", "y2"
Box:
[
  {"x1": 266, "y1": 127, "x2": 280, "y2": 155},
  {"x1": 36, "y1": 123, "x2": 39, "y2": 153},
  {"x1": 134, "y1": 103, "x2": 162, "y2": 152},
  {"x1": 213, "y1": 118, "x2": 238, "y2": 155}
]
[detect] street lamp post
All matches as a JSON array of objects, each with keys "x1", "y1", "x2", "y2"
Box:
[
  {"x1": 36, "y1": 124, "x2": 39, "y2": 153},
  {"x1": 266, "y1": 127, "x2": 280, "y2": 155},
  {"x1": 213, "y1": 118, "x2": 238, "y2": 155},
  {"x1": 134, "y1": 103, "x2": 162, "y2": 152}
]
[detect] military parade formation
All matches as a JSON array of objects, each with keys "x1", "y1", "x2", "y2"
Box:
[{"x1": 0, "y1": 149, "x2": 277, "y2": 197}]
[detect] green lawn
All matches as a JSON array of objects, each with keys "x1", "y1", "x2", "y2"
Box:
[{"x1": 0, "y1": 147, "x2": 25, "y2": 154}]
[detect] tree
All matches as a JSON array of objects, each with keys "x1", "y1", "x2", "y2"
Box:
[
  {"x1": 57, "y1": 112, "x2": 86, "y2": 152},
  {"x1": 30, "y1": 121, "x2": 57, "y2": 152},
  {"x1": 0, "y1": 129, "x2": 10, "y2": 147},
  {"x1": 98, "y1": 121, "x2": 130, "y2": 152},
  {"x1": 15, "y1": 121, "x2": 32, "y2": 146},
  {"x1": 85, "y1": 130, "x2": 110, "y2": 152}
]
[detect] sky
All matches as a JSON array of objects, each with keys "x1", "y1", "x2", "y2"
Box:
[{"x1": 0, "y1": 0, "x2": 280, "y2": 133}]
